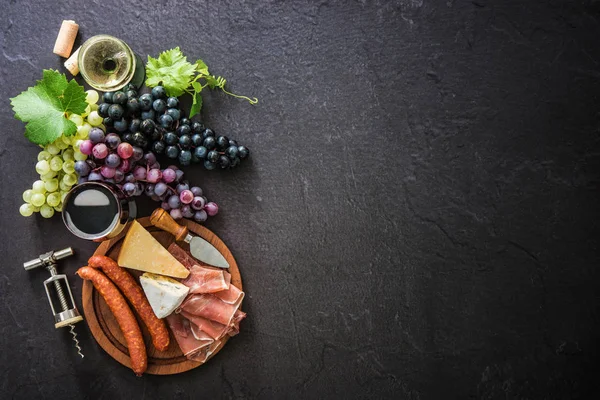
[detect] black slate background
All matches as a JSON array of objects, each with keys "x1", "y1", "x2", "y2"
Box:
[{"x1": 1, "y1": 1, "x2": 599, "y2": 399}]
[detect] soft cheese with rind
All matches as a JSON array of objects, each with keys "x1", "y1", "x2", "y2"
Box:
[
  {"x1": 117, "y1": 220, "x2": 190, "y2": 278},
  {"x1": 140, "y1": 273, "x2": 190, "y2": 318}
]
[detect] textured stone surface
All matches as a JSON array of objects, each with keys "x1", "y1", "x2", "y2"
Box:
[{"x1": 1, "y1": 0, "x2": 600, "y2": 398}]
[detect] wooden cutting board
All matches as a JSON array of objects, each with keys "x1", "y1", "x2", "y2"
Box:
[{"x1": 81, "y1": 217, "x2": 242, "y2": 375}]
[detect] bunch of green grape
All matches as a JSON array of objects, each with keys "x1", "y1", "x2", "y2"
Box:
[{"x1": 19, "y1": 90, "x2": 104, "y2": 218}]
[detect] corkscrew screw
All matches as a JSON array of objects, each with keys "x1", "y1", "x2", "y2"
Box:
[{"x1": 24, "y1": 247, "x2": 84, "y2": 358}]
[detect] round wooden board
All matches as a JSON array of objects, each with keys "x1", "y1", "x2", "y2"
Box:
[{"x1": 82, "y1": 217, "x2": 242, "y2": 375}]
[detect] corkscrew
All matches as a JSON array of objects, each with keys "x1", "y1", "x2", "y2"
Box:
[{"x1": 24, "y1": 247, "x2": 84, "y2": 358}]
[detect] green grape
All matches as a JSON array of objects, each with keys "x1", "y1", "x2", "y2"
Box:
[
  {"x1": 63, "y1": 173, "x2": 77, "y2": 186},
  {"x1": 59, "y1": 180, "x2": 72, "y2": 192},
  {"x1": 62, "y1": 160, "x2": 75, "y2": 174},
  {"x1": 32, "y1": 180, "x2": 46, "y2": 193},
  {"x1": 77, "y1": 123, "x2": 91, "y2": 139},
  {"x1": 73, "y1": 151, "x2": 87, "y2": 161},
  {"x1": 46, "y1": 192, "x2": 61, "y2": 207},
  {"x1": 55, "y1": 139, "x2": 68, "y2": 150},
  {"x1": 50, "y1": 156, "x2": 63, "y2": 172},
  {"x1": 54, "y1": 204, "x2": 63, "y2": 212},
  {"x1": 97, "y1": 124, "x2": 106, "y2": 132},
  {"x1": 90, "y1": 103, "x2": 99, "y2": 111},
  {"x1": 86, "y1": 90, "x2": 99, "y2": 104},
  {"x1": 62, "y1": 149, "x2": 74, "y2": 161},
  {"x1": 69, "y1": 114, "x2": 84, "y2": 126},
  {"x1": 19, "y1": 203, "x2": 35, "y2": 217},
  {"x1": 41, "y1": 170, "x2": 57, "y2": 181},
  {"x1": 35, "y1": 160, "x2": 50, "y2": 175},
  {"x1": 40, "y1": 204, "x2": 55, "y2": 218},
  {"x1": 44, "y1": 178, "x2": 59, "y2": 192},
  {"x1": 31, "y1": 193, "x2": 46, "y2": 207},
  {"x1": 37, "y1": 150, "x2": 52, "y2": 161},
  {"x1": 46, "y1": 143, "x2": 60, "y2": 155},
  {"x1": 61, "y1": 135, "x2": 72, "y2": 146},
  {"x1": 32, "y1": 206, "x2": 40, "y2": 212},
  {"x1": 87, "y1": 111, "x2": 102, "y2": 126},
  {"x1": 82, "y1": 104, "x2": 91, "y2": 117},
  {"x1": 23, "y1": 189, "x2": 33, "y2": 203},
  {"x1": 74, "y1": 139, "x2": 84, "y2": 150}
]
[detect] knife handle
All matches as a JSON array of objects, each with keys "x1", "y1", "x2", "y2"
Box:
[{"x1": 150, "y1": 208, "x2": 189, "y2": 242}]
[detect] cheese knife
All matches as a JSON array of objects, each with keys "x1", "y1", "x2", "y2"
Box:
[{"x1": 149, "y1": 208, "x2": 230, "y2": 269}]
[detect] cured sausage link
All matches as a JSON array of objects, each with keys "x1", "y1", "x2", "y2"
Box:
[
  {"x1": 77, "y1": 266, "x2": 147, "y2": 376},
  {"x1": 88, "y1": 255, "x2": 170, "y2": 351}
]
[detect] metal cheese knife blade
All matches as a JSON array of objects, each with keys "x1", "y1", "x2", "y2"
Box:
[{"x1": 150, "y1": 208, "x2": 230, "y2": 269}]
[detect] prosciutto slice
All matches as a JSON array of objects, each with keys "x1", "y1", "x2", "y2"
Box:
[
  {"x1": 166, "y1": 314, "x2": 214, "y2": 359},
  {"x1": 179, "y1": 293, "x2": 241, "y2": 327},
  {"x1": 213, "y1": 281, "x2": 244, "y2": 304},
  {"x1": 182, "y1": 264, "x2": 230, "y2": 294},
  {"x1": 182, "y1": 311, "x2": 230, "y2": 340}
]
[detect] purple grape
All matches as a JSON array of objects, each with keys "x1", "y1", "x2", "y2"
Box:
[
  {"x1": 77, "y1": 176, "x2": 88, "y2": 184},
  {"x1": 144, "y1": 152, "x2": 157, "y2": 165},
  {"x1": 114, "y1": 170, "x2": 124, "y2": 183},
  {"x1": 117, "y1": 143, "x2": 133, "y2": 159},
  {"x1": 161, "y1": 201, "x2": 171, "y2": 211},
  {"x1": 191, "y1": 196, "x2": 205, "y2": 210},
  {"x1": 175, "y1": 169, "x2": 184, "y2": 182},
  {"x1": 180, "y1": 189, "x2": 193, "y2": 204},
  {"x1": 105, "y1": 133, "x2": 121, "y2": 150},
  {"x1": 79, "y1": 140, "x2": 93, "y2": 155},
  {"x1": 134, "y1": 182, "x2": 144, "y2": 196},
  {"x1": 133, "y1": 166, "x2": 147, "y2": 180},
  {"x1": 193, "y1": 210, "x2": 208, "y2": 222},
  {"x1": 123, "y1": 182, "x2": 136, "y2": 196},
  {"x1": 132, "y1": 146, "x2": 144, "y2": 161},
  {"x1": 154, "y1": 182, "x2": 168, "y2": 196},
  {"x1": 150, "y1": 162, "x2": 161, "y2": 170},
  {"x1": 190, "y1": 186, "x2": 203, "y2": 197},
  {"x1": 167, "y1": 195, "x2": 181, "y2": 209},
  {"x1": 162, "y1": 168, "x2": 177, "y2": 183},
  {"x1": 101, "y1": 166, "x2": 116, "y2": 178},
  {"x1": 205, "y1": 202, "x2": 218, "y2": 216},
  {"x1": 118, "y1": 159, "x2": 131, "y2": 172},
  {"x1": 105, "y1": 153, "x2": 121, "y2": 168},
  {"x1": 144, "y1": 184, "x2": 155, "y2": 197},
  {"x1": 167, "y1": 165, "x2": 179, "y2": 171},
  {"x1": 147, "y1": 168, "x2": 162, "y2": 183},
  {"x1": 92, "y1": 143, "x2": 108, "y2": 159},
  {"x1": 74, "y1": 160, "x2": 90, "y2": 176},
  {"x1": 125, "y1": 173, "x2": 136, "y2": 183},
  {"x1": 176, "y1": 182, "x2": 189, "y2": 194},
  {"x1": 181, "y1": 205, "x2": 194, "y2": 218},
  {"x1": 88, "y1": 171, "x2": 102, "y2": 181},
  {"x1": 170, "y1": 208, "x2": 183, "y2": 220},
  {"x1": 89, "y1": 128, "x2": 105, "y2": 144}
]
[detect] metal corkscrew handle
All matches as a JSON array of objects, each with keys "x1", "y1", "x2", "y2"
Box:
[{"x1": 24, "y1": 247, "x2": 84, "y2": 358}]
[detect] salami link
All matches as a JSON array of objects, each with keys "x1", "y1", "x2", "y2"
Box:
[
  {"x1": 88, "y1": 255, "x2": 170, "y2": 351},
  {"x1": 77, "y1": 266, "x2": 147, "y2": 376}
]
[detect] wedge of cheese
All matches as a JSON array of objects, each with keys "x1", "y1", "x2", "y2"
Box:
[
  {"x1": 140, "y1": 273, "x2": 190, "y2": 318},
  {"x1": 117, "y1": 220, "x2": 190, "y2": 278}
]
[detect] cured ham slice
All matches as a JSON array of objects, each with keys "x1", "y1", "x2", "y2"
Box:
[
  {"x1": 182, "y1": 311, "x2": 230, "y2": 340},
  {"x1": 179, "y1": 293, "x2": 241, "y2": 327},
  {"x1": 213, "y1": 281, "x2": 244, "y2": 305},
  {"x1": 228, "y1": 310, "x2": 246, "y2": 337},
  {"x1": 182, "y1": 265, "x2": 230, "y2": 294},
  {"x1": 188, "y1": 338, "x2": 222, "y2": 363},
  {"x1": 166, "y1": 314, "x2": 214, "y2": 359}
]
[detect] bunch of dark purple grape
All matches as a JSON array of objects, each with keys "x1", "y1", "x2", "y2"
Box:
[{"x1": 97, "y1": 84, "x2": 250, "y2": 170}]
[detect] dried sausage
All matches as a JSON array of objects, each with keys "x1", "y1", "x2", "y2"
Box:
[
  {"x1": 77, "y1": 267, "x2": 147, "y2": 376},
  {"x1": 88, "y1": 255, "x2": 170, "y2": 351}
]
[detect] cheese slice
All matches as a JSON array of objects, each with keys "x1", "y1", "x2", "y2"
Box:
[
  {"x1": 117, "y1": 220, "x2": 190, "y2": 278},
  {"x1": 140, "y1": 273, "x2": 190, "y2": 318}
]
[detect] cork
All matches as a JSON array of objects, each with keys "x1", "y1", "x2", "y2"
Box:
[
  {"x1": 53, "y1": 20, "x2": 79, "y2": 58},
  {"x1": 64, "y1": 46, "x2": 80, "y2": 76}
]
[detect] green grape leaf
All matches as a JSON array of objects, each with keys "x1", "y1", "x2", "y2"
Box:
[
  {"x1": 10, "y1": 69, "x2": 87, "y2": 145},
  {"x1": 195, "y1": 59, "x2": 209, "y2": 76},
  {"x1": 189, "y1": 82, "x2": 203, "y2": 118},
  {"x1": 146, "y1": 47, "x2": 197, "y2": 97}
]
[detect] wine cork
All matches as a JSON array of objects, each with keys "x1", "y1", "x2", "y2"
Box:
[
  {"x1": 64, "y1": 46, "x2": 80, "y2": 75},
  {"x1": 53, "y1": 20, "x2": 79, "y2": 58}
]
